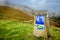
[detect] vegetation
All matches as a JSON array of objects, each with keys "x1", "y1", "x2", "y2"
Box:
[
  {"x1": 54, "y1": 17, "x2": 60, "y2": 24},
  {"x1": 0, "y1": 6, "x2": 60, "y2": 40},
  {"x1": 50, "y1": 17, "x2": 60, "y2": 24},
  {"x1": 50, "y1": 25, "x2": 60, "y2": 40},
  {"x1": 0, "y1": 6, "x2": 33, "y2": 21},
  {"x1": 0, "y1": 19, "x2": 34, "y2": 40},
  {"x1": 0, "y1": 20, "x2": 60, "y2": 40}
]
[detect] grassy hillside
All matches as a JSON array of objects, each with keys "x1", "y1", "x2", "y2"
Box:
[
  {"x1": 0, "y1": 6, "x2": 60, "y2": 40},
  {"x1": 0, "y1": 6, "x2": 34, "y2": 21},
  {"x1": 0, "y1": 20, "x2": 60, "y2": 40},
  {"x1": 0, "y1": 19, "x2": 34, "y2": 40},
  {"x1": 50, "y1": 25, "x2": 60, "y2": 40}
]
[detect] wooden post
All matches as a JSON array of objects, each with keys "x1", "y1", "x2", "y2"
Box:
[{"x1": 33, "y1": 11, "x2": 49, "y2": 40}]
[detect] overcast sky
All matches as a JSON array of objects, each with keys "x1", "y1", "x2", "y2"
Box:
[{"x1": 0, "y1": 0, "x2": 60, "y2": 13}]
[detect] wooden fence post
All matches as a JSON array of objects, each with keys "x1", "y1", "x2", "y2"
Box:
[{"x1": 33, "y1": 11, "x2": 50, "y2": 40}]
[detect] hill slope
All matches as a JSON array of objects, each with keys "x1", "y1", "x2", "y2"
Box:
[
  {"x1": 0, "y1": 6, "x2": 59, "y2": 26},
  {"x1": 0, "y1": 6, "x2": 34, "y2": 21}
]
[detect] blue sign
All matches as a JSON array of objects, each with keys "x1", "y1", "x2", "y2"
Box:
[
  {"x1": 35, "y1": 15, "x2": 44, "y2": 30},
  {"x1": 35, "y1": 15, "x2": 44, "y2": 25}
]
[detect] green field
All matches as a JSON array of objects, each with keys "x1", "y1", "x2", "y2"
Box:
[
  {"x1": 0, "y1": 20, "x2": 60, "y2": 40},
  {"x1": 50, "y1": 26, "x2": 60, "y2": 40}
]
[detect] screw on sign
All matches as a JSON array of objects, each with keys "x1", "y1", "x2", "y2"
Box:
[{"x1": 33, "y1": 11, "x2": 50, "y2": 40}]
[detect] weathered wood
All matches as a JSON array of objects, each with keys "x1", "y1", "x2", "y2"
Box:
[{"x1": 33, "y1": 11, "x2": 49, "y2": 40}]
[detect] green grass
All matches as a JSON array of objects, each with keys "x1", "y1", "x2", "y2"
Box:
[
  {"x1": 50, "y1": 26, "x2": 60, "y2": 40},
  {"x1": 0, "y1": 19, "x2": 34, "y2": 40},
  {"x1": 0, "y1": 19, "x2": 60, "y2": 40}
]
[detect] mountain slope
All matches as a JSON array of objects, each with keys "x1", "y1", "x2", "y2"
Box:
[
  {"x1": 0, "y1": 6, "x2": 34, "y2": 21},
  {"x1": 9, "y1": 4, "x2": 35, "y2": 16}
]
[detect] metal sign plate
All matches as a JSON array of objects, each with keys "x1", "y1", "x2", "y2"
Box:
[{"x1": 35, "y1": 15, "x2": 44, "y2": 30}]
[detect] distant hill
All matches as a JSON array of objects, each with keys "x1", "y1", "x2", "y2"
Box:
[
  {"x1": 8, "y1": 4, "x2": 35, "y2": 16},
  {"x1": 0, "y1": 6, "x2": 34, "y2": 22}
]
